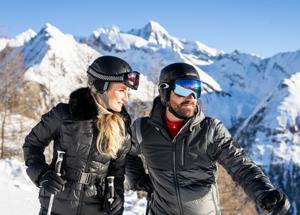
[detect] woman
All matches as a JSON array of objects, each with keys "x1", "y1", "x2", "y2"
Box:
[{"x1": 23, "y1": 56, "x2": 140, "y2": 215}]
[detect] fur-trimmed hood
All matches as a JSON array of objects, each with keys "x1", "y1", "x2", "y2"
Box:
[
  {"x1": 68, "y1": 87, "x2": 131, "y2": 126},
  {"x1": 69, "y1": 87, "x2": 98, "y2": 120}
]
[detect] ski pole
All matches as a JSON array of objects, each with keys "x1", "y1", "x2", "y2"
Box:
[
  {"x1": 47, "y1": 150, "x2": 65, "y2": 215},
  {"x1": 107, "y1": 176, "x2": 115, "y2": 207},
  {"x1": 146, "y1": 192, "x2": 151, "y2": 215}
]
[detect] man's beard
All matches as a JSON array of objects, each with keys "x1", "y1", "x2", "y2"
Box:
[{"x1": 169, "y1": 100, "x2": 197, "y2": 119}]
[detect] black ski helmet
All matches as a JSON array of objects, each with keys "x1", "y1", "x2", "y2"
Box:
[
  {"x1": 158, "y1": 62, "x2": 200, "y2": 105},
  {"x1": 87, "y1": 56, "x2": 140, "y2": 93}
]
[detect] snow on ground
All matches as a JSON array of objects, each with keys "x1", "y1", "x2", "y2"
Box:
[{"x1": 0, "y1": 158, "x2": 146, "y2": 215}]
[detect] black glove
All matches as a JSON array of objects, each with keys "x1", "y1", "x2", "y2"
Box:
[
  {"x1": 104, "y1": 191, "x2": 124, "y2": 215},
  {"x1": 261, "y1": 190, "x2": 291, "y2": 215},
  {"x1": 134, "y1": 174, "x2": 153, "y2": 194},
  {"x1": 39, "y1": 170, "x2": 66, "y2": 195}
]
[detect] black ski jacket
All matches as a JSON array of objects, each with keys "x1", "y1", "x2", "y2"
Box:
[
  {"x1": 126, "y1": 97, "x2": 275, "y2": 215},
  {"x1": 23, "y1": 87, "x2": 131, "y2": 215}
]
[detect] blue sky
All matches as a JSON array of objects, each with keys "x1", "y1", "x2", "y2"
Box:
[{"x1": 0, "y1": 0, "x2": 299, "y2": 57}]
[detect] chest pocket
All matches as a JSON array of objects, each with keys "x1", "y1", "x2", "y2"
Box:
[
  {"x1": 182, "y1": 118, "x2": 220, "y2": 169},
  {"x1": 136, "y1": 118, "x2": 174, "y2": 170},
  {"x1": 60, "y1": 120, "x2": 94, "y2": 158}
]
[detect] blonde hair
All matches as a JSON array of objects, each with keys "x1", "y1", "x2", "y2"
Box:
[{"x1": 90, "y1": 86, "x2": 126, "y2": 159}]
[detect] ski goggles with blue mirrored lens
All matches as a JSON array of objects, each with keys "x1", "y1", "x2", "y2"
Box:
[{"x1": 173, "y1": 79, "x2": 202, "y2": 98}]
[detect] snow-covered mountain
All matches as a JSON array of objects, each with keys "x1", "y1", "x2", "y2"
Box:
[
  {"x1": 201, "y1": 50, "x2": 300, "y2": 129},
  {"x1": 128, "y1": 20, "x2": 222, "y2": 58},
  {"x1": 1, "y1": 21, "x2": 300, "y2": 214},
  {"x1": 1, "y1": 23, "x2": 157, "y2": 105},
  {"x1": 235, "y1": 73, "x2": 300, "y2": 214},
  {"x1": 86, "y1": 21, "x2": 221, "y2": 96},
  {"x1": 0, "y1": 29, "x2": 36, "y2": 52},
  {"x1": 21, "y1": 23, "x2": 100, "y2": 98},
  {"x1": 236, "y1": 72, "x2": 300, "y2": 166}
]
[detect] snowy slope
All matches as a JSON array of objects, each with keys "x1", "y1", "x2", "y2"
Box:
[
  {"x1": 235, "y1": 73, "x2": 300, "y2": 214},
  {"x1": 236, "y1": 72, "x2": 300, "y2": 165},
  {"x1": 0, "y1": 158, "x2": 147, "y2": 215},
  {"x1": 200, "y1": 50, "x2": 300, "y2": 128},
  {"x1": 22, "y1": 23, "x2": 100, "y2": 99},
  {"x1": 0, "y1": 158, "x2": 39, "y2": 215}
]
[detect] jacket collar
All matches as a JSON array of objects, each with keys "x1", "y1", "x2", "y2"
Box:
[
  {"x1": 68, "y1": 87, "x2": 131, "y2": 126},
  {"x1": 69, "y1": 87, "x2": 98, "y2": 120},
  {"x1": 149, "y1": 96, "x2": 205, "y2": 131}
]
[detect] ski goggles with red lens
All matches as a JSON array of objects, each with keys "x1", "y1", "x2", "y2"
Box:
[
  {"x1": 125, "y1": 71, "x2": 140, "y2": 90},
  {"x1": 173, "y1": 79, "x2": 202, "y2": 98},
  {"x1": 87, "y1": 67, "x2": 140, "y2": 90}
]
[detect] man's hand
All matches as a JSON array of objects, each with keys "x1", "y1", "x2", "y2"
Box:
[
  {"x1": 134, "y1": 174, "x2": 153, "y2": 194},
  {"x1": 39, "y1": 170, "x2": 66, "y2": 195},
  {"x1": 261, "y1": 190, "x2": 290, "y2": 215}
]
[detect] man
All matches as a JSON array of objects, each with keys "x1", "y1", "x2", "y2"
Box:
[{"x1": 126, "y1": 62, "x2": 290, "y2": 215}]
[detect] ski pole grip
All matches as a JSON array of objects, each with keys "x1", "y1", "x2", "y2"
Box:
[
  {"x1": 47, "y1": 150, "x2": 65, "y2": 215},
  {"x1": 55, "y1": 150, "x2": 65, "y2": 176},
  {"x1": 107, "y1": 176, "x2": 115, "y2": 205}
]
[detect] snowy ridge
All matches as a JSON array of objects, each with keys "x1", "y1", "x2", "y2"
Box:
[
  {"x1": 128, "y1": 20, "x2": 183, "y2": 51},
  {"x1": 236, "y1": 73, "x2": 300, "y2": 165},
  {"x1": 22, "y1": 23, "x2": 100, "y2": 98},
  {"x1": 201, "y1": 50, "x2": 300, "y2": 129},
  {"x1": 91, "y1": 26, "x2": 149, "y2": 52},
  {"x1": 0, "y1": 29, "x2": 36, "y2": 52},
  {"x1": 128, "y1": 21, "x2": 222, "y2": 58},
  {"x1": 87, "y1": 21, "x2": 220, "y2": 102}
]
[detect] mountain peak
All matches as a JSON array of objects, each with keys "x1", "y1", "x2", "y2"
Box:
[
  {"x1": 128, "y1": 21, "x2": 183, "y2": 50},
  {"x1": 0, "y1": 29, "x2": 36, "y2": 51},
  {"x1": 16, "y1": 29, "x2": 36, "y2": 39},
  {"x1": 128, "y1": 20, "x2": 170, "y2": 42},
  {"x1": 144, "y1": 20, "x2": 169, "y2": 36},
  {"x1": 15, "y1": 29, "x2": 36, "y2": 43},
  {"x1": 92, "y1": 26, "x2": 120, "y2": 38},
  {"x1": 39, "y1": 23, "x2": 65, "y2": 39}
]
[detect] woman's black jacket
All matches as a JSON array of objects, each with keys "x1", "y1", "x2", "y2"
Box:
[{"x1": 23, "y1": 87, "x2": 131, "y2": 215}]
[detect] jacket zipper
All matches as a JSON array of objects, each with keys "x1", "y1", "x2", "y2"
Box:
[
  {"x1": 150, "y1": 119, "x2": 193, "y2": 215},
  {"x1": 172, "y1": 124, "x2": 190, "y2": 215},
  {"x1": 172, "y1": 142, "x2": 184, "y2": 215},
  {"x1": 181, "y1": 137, "x2": 187, "y2": 167}
]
